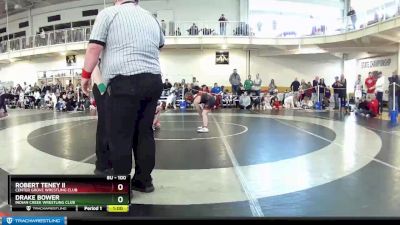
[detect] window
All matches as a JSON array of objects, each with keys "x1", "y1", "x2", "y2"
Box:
[
  {"x1": 48, "y1": 15, "x2": 61, "y2": 22},
  {"x1": 19, "y1": 21, "x2": 29, "y2": 28},
  {"x1": 14, "y1": 31, "x2": 26, "y2": 38},
  {"x1": 72, "y1": 20, "x2": 91, "y2": 28},
  {"x1": 39, "y1": 25, "x2": 55, "y2": 33},
  {"x1": 0, "y1": 27, "x2": 6, "y2": 34},
  {"x1": 55, "y1": 23, "x2": 71, "y2": 30},
  {"x1": 82, "y1": 9, "x2": 98, "y2": 17}
]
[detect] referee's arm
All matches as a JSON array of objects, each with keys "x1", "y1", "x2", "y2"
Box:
[{"x1": 82, "y1": 10, "x2": 112, "y2": 95}]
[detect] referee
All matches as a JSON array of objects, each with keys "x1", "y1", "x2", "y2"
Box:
[{"x1": 81, "y1": 0, "x2": 164, "y2": 193}]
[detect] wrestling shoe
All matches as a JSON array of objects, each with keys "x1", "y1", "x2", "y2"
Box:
[{"x1": 197, "y1": 127, "x2": 209, "y2": 133}]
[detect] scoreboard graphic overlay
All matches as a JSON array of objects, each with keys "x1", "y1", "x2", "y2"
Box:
[{"x1": 8, "y1": 175, "x2": 130, "y2": 212}]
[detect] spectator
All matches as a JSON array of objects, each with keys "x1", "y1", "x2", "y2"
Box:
[
  {"x1": 229, "y1": 69, "x2": 241, "y2": 95},
  {"x1": 0, "y1": 86, "x2": 6, "y2": 113},
  {"x1": 211, "y1": 83, "x2": 222, "y2": 108},
  {"x1": 161, "y1": 20, "x2": 166, "y2": 35},
  {"x1": 290, "y1": 77, "x2": 300, "y2": 92},
  {"x1": 201, "y1": 27, "x2": 214, "y2": 35},
  {"x1": 356, "y1": 95, "x2": 379, "y2": 118},
  {"x1": 261, "y1": 94, "x2": 272, "y2": 110},
  {"x1": 175, "y1": 27, "x2": 182, "y2": 36},
  {"x1": 22, "y1": 82, "x2": 28, "y2": 92},
  {"x1": 218, "y1": 14, "x2": 228, "y2": 35},
  {"x1": 388, "y1": 73, "x2": 399, "y2": 113},
  {"x1": 51, "y1": 93, "x2": 57, "y2": 110},
  {"x1": 332, "y1": 76, "x2": 341, "y2": 109},
  {"x1": 163, "y1": 79, "x2": 172, "y2": 90},
  {"x1": 33, "y1": 90, "x2": 41, "y2": 108},
  {"x1": 322, "y1": 85, "x2": 331, "y2": 109},
  {"x1": 239, "y1": 92, "x2": 251, "y2": 110},
  {"x1": 25, "y1": 85, "x2": 32, "y2": 94},
  {"x1": 253, "y1": 73, "x2": 262, "y2": 96},
  {"x1": 284, "y1": 94, "x2": 297, "y2": 109},
  {"x1": 40, "y1": 29, "x2": 45, "y2": 38},
  {"x1": 244, "y1": 75, "x2": 253, "y2": 93},
  {"x1": 312, "y1": 76, "x2": 319, "y2": 103},
  {"x1": 33, "y1": 83, "x2": 40, "y2": 92},
  {"x1": 354, "y1": 74, "x2": 364, "y2": 104},
  {"x1": 192, "y1": 77, "x2": 199, "y2": 87},
  {"x1": 271, "y1": 97, "x2": 282, "y2": 110},
  {"x1": 299, "y1": 79, "x2": 308, "y2": 101},
  {"x1": 375, "y1": 71, "x2": 384, "y2": 114},
  {"x1": 166, "y1": 83, "x2": 178, "y2": 109},
  {"x1": 339, "y1": 74, "x2": 347, "y2": 107},
  {"x1": 318, "y1": 78, "x2": 327, "y2": 103},
  {"x1": 301, "y1": 96, "x2": 314, "y2": 109},
  {"x1": 367, "y1": 95, "x2": 379, "y2": 118},
  {"x1": 347, "y1": 7, "x2": 357, "y2": 30},
  {"x1": 268, "y1": 79, "x2": 277, "y2": 95},
  {"x1": 211, "y1": 83, "x2": 222, "y2": 94},
  {"x1": 365, "y1": 72, "x2": 376, "y2": 100},
  {"x1": 188, "y1": 23, "x2": 199, "y2": 35}
]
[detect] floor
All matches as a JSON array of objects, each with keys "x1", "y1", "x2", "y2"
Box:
[{"x1": 0, "y1": 108, "x2": 400, "y2": 218}]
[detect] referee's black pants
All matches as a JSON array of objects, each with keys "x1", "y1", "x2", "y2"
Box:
[
  {"x1": 105, "y1": 74, "x2": 163, "y2": 184},
  {"x1": 93, "y1": 84, "x2": 111, "y2": 171}
]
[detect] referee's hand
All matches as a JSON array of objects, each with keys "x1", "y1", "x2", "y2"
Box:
[{"x1": 81, "y1": 78, "x2": 91, "y2": 96}]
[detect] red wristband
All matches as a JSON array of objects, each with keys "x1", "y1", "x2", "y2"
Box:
[{"x1": 82, "y1": 69, "x2": 92, "y2": 79}]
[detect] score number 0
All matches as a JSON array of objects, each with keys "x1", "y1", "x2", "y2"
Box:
[{"x1": 117, "y1": 183, "x2": 125, "y2": 203}]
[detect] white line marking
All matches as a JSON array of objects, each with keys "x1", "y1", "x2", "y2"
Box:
[
  {"x1": 155, "y1": 121, "x2": 248, "y2": 141},
  {"x1": 211, "y1": 115, "x2": 264, "y2": 217},
  {"x1": 273, "y1": 118, "x2": 400, "y2": 171},
  {"x1": 0, "y1": 201, "x2": 8, "y2": 209},
  {"x1": 312, "y1": 114, "x2": 400, "y2": 136},
  {"x1": 80, "y1": 154, "x2": 96, "y2": 163},
  {"x1": 27, "y1": 120, "x2": 95, "y2": 140}
]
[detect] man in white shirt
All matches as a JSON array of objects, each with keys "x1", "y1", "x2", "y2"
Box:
[
  {"x1": 375, "y1": 71, "x2": 385, "y2": 114},
  {"x1": 239, "y1": 92, "x2": 252, "y2": 110},
  {"x1": 354, "y1": 74, "x2": 364, "y2": 104},
  {"x1": 253, "y1": 73, "x2": 262, "y2": 96},
  {"x1": 34, "y1": 91, "x2": 41, "y2": 109}
]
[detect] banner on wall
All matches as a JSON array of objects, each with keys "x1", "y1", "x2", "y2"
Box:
[
  {"x1": 216, "y1": 51, "x2": 229, "y2": 65},
  {"x1": 357, "y1": 54, "x2": 397, "y2": 101}
]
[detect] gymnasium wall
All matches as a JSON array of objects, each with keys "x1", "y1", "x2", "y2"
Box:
[{"x1": 0, "y1": 49, "x2": 343, "y2": 89}]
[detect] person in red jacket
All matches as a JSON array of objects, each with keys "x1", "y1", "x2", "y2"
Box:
[
  {"x1": 365, "y1": 72, "x2": 376, "y2": 99},
  {"x1": 367, "y1": 96, "x2": 379, "y2": 118},
  {"x1": 271, "y1": 97, "x2": 282, "y2": 110}
]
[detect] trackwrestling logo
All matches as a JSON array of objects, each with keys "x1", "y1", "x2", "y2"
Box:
[{"x1": 1, "y1": 216, "x2": 66, "y2": 225}]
